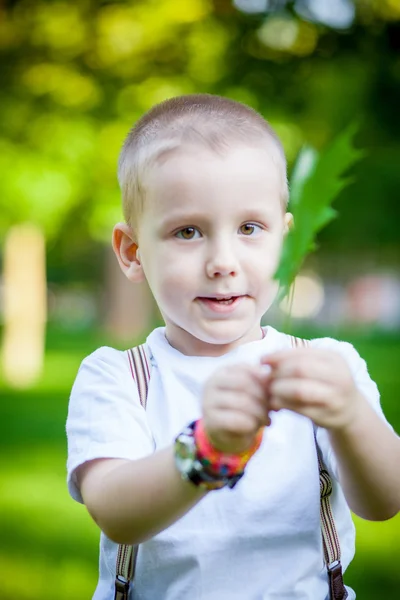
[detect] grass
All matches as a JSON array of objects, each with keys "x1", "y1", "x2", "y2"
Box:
[{"x1": 0, "y1": 325, "x2": 399, "y2": 599}]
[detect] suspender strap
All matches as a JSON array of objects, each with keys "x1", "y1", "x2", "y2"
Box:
[
  {"x1": 114, "y1": 344, "x2": 151, "y2": 600},
  {"x1": 290, "y1": 336, "x2": 348, "y2": 600},
  {"x1": 126, "y1": 345, "x2": 151, "y2": 409}
]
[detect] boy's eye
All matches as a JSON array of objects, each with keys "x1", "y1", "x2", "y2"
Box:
[
  {"x1": 239, "y1": 223, "x2": 262, "y2": 236},
  {"x1": 175, "y1": 227, "x2": 200, "y2": 240}
]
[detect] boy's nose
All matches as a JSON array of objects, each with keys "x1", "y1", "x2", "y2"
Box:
[{"x1": 205, "y1": 246, "x2": 239, "y2": 278}]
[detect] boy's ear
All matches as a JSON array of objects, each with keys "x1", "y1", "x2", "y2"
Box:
[
  {"x1": 112, "y1": 222, "x2": 145, "y2": 283},
  {"x1": 284, "y1": 212, "x2": 294, "y2": 235}
]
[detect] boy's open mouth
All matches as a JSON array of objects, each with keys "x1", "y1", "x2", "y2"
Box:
[
  {"x1": 199, "y1": 295, "x2": 240, "y2": 303},
  {"x1": 208, "y1": 297, "x2": 235, "y2": 305},
  {"x1": 197, "y1": 295, "x2": 245, "y2": 311}
]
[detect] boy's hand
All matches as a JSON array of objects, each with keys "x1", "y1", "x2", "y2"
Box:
[
  {"x1": 202, "y1": 364, "x2": 271, "y2": 455},
  {"x1": 262, "y1": 349, "x2": 364, "y2": 431}
]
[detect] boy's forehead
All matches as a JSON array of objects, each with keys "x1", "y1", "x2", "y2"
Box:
[
  {"x1": 146, "y1": 144, "x2": 282, "y2": 196},
  {"x1": 138, "y1": 144, "x2": 284, "y2": 227}
]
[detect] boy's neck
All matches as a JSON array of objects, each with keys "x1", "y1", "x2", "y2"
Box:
[{"x1": 164, "y1": 326, "x2": 266, "y2": 357}]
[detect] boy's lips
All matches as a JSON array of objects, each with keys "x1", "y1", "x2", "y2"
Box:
[
  {"x1": 199, "y1": 293, "x2": 245, "y2": 300},
  {"x1": 196, "y1": 295, "x2": 246, "y2": 313}
]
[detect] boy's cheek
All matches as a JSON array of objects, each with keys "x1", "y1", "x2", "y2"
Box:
[{"x1": 255, "y1": 241, "x2": 283, "y2": 272}]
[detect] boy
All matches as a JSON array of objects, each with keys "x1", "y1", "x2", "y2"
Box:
[{"x1": 67, "y1": 94, "x2": 400, "y2": 600}]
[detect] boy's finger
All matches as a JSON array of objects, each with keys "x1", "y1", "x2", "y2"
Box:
[
  {"x1": 261, "y1": 352, "x2": 346, "y2": 385},
  {"x1": 261, "y1": 348, "x2": 345, "y2": 365},
  {"x1": 261, "y1": 351, "x2": 293, "y2": 365},
  {"x1": 269, "y1": 378, "x2": 331, "y2": 410},
  {"x1": 273, "y1": 360, "x2": 334, "y2": 384}
]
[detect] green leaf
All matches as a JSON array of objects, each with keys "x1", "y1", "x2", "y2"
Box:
[{"x1": 274, "y1": 122, "x2": 364, "y2": 302}]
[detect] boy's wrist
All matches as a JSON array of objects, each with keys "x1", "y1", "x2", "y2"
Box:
[
  {"x1": 327, "y1": 391, "x2": 366, "y2": 434},
  {"x1": 174, "y1": 421, "x2": 247, "y2": 491},
  {"x1": 194, "y1": 419, "x2": 263, "y2": 478},
  {"x1": 173, "y1": 418, "x2": 263, "y2": 492}
]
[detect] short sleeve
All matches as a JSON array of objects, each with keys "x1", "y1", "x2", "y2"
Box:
[
  {"x1": 66, "y1": 346, "x2": 155, "y2": 503},
  {"x1": 310, "y1": 338, "x2": 392, "y2": 479}
]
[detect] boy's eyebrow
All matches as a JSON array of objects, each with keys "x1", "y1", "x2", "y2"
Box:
[
  {"x1": 157, "y1": 212, "x2": 209, "y2": 229},
  {"x1": 161, "y1": 206, "x2": 272, "y2": 225}
]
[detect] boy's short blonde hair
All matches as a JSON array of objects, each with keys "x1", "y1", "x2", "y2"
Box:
[{"x1": 118, "y1": 94, "x2": 289, "y2": 230}]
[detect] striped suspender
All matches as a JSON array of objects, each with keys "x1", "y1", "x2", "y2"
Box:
[
  {"x1": 114, "y1": 339, "x2": 347, "y2": 600},
  {"x1": 290, "y1": 336, "x2": 348, "y2": 600},
  {"x1": 114, "y1": 345, "x2": 151, "y2": 600},
  {"x1": 126, "y1": 345, "x2": 151, "y2": 409}
]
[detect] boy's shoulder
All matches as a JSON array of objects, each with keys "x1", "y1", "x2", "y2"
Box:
[
  {"x1": 307, "y1": 335, "x2": 364, "y2": 366},
  {"x1": 269, "y1": 327, "x2": 359, "y2": 354},
  {"x1": 75, "y1": 345, "x2": 134, "y2": 387},
  {"x1": 79, "y1": 345, "x2": 127, "y2": 368},
  {"x1": 270, "y1": 327, "x2": 367, "y2": 373},
  {"x1": 70, "y1": 345, "x2": 145, "y2": 415}
]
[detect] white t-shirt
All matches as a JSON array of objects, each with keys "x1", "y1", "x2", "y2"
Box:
[{"x1": 66, "y1": 326, "x2": 388, "y2": 600}]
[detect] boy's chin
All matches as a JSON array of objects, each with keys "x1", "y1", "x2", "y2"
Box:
[
  {"x1": 165, "y1": 318, "x2": 264, "y2": 355},
  {"x1": 190, "y1": 322, "x2": 262, "y2": 347}
]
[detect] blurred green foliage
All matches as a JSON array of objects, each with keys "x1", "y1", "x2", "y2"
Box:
[
  {"x1": 0, "y1": 326, "x2": 399, "y2": 599},
  {"x1": 1, "y1": 0, "x2": 399, "y2": 286}
]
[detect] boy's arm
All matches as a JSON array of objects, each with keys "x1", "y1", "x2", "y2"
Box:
[
  {"x1": 263, "y1": 348, "x2": 400, "y2": 522},
  {"x1": 77, "y1": 362, "x2": 270, "y2": 545},
  {"x1": 77, "y1": 446, "x2": 206, "y2": 545},
  {"x1": 328, "y1": 394, "x2": 400, "y2": 521}
]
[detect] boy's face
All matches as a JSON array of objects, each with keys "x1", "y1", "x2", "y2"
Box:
[{"x1": 129, "y1": 144, "x2": 291, "y2": 356}]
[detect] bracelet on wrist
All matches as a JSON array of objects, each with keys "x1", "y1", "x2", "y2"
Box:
[
  {"x1": 174, "y1": 421, "x2": 243, "y2": 490},
  {"x1": 194, "y1": 419, "x2": 263, "y2": 478}
]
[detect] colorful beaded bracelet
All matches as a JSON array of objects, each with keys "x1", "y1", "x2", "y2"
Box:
[{"x1": 194, "y1": 418, "x2": 264, "y2": 478}]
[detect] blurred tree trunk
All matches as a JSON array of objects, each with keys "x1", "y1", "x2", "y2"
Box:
[
  {"x1": 1, "y1": 224, "x2": 47, "y2": 388},
  {"x1": 104, "y1": 247, "x2": 158, "y2": 344}
]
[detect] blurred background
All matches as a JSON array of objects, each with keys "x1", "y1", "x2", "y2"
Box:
[{"x1": 0, "y1": 0, "x2": 399, "y2": 598}]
